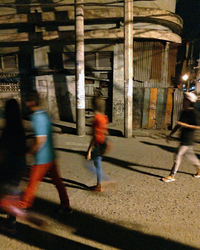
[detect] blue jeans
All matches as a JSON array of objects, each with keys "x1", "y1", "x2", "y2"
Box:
[{"x1": 93, "y1": 156, "x2": 102, "y2": 184}]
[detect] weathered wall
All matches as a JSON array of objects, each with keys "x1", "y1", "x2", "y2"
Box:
[
  {"x1": 35, "y1": 75, "x2": 59, "y2": 121},
  {"x1": 134, "y1": 0, "x2": 177, "y2": 13},
  {"x1": 32, "y1": 38, "x2": 177, "y2": 129},
  {"x1": 35, "y1": 74, "x2": 76, "y2": 122},
  {"x1": 34, "y1": 43, "x2": 114, "y2": 123},
  {"x1": 34, "y1": 46, "x2": 49, "y2": 69},
  {"x1": 112, "y1": 40, "x2": 177, "y2": 129},
  {"x1": 33, "y1": 44, "x2": 76, "y2": 122}
]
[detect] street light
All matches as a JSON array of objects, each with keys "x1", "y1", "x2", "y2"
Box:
[
  {"x1": 182, "y1": 74, "x2": 189, "y2": 81},
  {"x1": 182, "y1": 73, "x2": 189, "y2": 91}
]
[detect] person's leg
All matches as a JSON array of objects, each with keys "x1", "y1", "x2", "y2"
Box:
[
  {"x1": 185, "y1": 146, "x2": 200, "y2": 176},
  {"x1": 94, "y1": 156, "x2": 102, "y2": 185},
  {"x1": 91, "y1": 156, "x2": 103, "y2": 191},
  {"x1": 20, "y1": 164, "x2": 51, "y2": 208},
  {"x1": 170, "y1": 145, "x2": 188, "y2": 176},
  {"x1": 162, "y1": 145, "x2": 188, "y2": 182},
  {"x1": 49, "y1": 161, "x2": 70, "y2": 209}
]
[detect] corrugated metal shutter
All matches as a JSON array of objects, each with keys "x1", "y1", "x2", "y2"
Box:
[{"x1": 133, "y1": 41, "x2": 153, "y2": 85}]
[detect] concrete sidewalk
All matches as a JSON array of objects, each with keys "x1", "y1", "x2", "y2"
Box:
[{"x1": 1, "y1": 128, "x2": 200, "y2": 249}]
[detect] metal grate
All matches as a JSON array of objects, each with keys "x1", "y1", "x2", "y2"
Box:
[{"x1": 0, "y1": 83, "x2": 20, "y2": 92}]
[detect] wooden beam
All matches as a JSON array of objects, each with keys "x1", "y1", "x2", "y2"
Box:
[
  {"x1": 0, "y1": 7, "x2": 182, "y2": 28},
  {"x1": 142, "y1": 88, "x2": 150, "y2": 129},
  {"x1": 0, "y1": 47, "x2": 19, "y2": 54},
  {"x1": 164, "y1": 88, "x2": 173, "y2": 129},
  {"x1": 0, "y1": 33, "x2": 28, "y2": 42},
  {"x1": 148, "y1": 88, "x2": 158, "y2": 129},
  {"x1": 0, "y1": 28, "x2": 181, "y2": 44},
  {"x1": 0, "y1": 14, "x2": 27, "y2": 24},
  {"x1": 85, "y1": 28, "x2": 181, "y2": 43}
]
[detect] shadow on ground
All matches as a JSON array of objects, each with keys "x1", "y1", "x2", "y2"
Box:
[
  {"x1": 0, "y1": 217, "x2": 96, "y2": 250},
  {"x1": 54, "y1": 148, "x2": 193, "y2": 178},
  {"x1": 23, "y1": 164, "x2": 90, "y2": 191},
  {"x1": 140, "y1": 141, "x2": 177, "y2": 153},
  {"x1": 23, "y1": 197, "x2": 198, "y2": 250},
  {"x1": 141, "y1": 140, "x2": 200, "y2": 165},
  {"x1": 1, "y1": 150, "x2": 197, "y2": 249},
  {"x1": 51, "y1": 122, "x2": 123, "y2": 137},
  {"x1": 43, "y1": 176, "x2": 90, "y2": 191},
  {"x1": 1, "y1": 197, "x2": 196, "y2": 249},
  {"x1": 52, "y1": 123, "x2": 77, "y2": 135}
]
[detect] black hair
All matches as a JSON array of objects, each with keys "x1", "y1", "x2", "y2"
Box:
[
  {"x1": 0, "y1": 99, "x2": 26, "y2": 181},
  {"x1": 2, "y1": 98, "x2": 26, "y2": 152},
  {"x1": 93, "y1": 96, "x2": 106, "y2": 113},
  {"x1": 26, "y1": 90, "x2": 40, "y2": 106},
  {"x1": 4, "y1": 99, "x2": 24, "y2": 132}
]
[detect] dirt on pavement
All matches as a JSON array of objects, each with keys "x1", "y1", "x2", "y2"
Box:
[{"x1": 0, "y1": 131, "x2": 200, "y2": 250}]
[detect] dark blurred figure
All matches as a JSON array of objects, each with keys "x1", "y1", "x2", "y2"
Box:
[
  {"x1": 0, "y1": 99, "x2": 26, "y2": 232},
  {"x1": 162, "y1": 92, "x2": 200, "y2": 183},
  {"x1": 0, "y1": 99, "x2": 26, "y2": 184},
  {"x1": 19, "y1": 91, "x2": 71, "y2": 214}
]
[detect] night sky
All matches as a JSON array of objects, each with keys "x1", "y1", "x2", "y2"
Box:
[{"x1": 176, "y1": 0, "x2": 200, "y2": 40}]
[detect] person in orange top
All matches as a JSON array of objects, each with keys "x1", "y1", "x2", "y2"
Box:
[
  {"x1": 87, "y1": 97, "x2": 110, "y2": 192},
  {"x1": 93, "y1": 112, "x2": 108, "y2": 144}
]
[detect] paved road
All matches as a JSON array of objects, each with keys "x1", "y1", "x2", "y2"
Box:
[{"x1": 0, "y1": 132, "x2": 200, "y2": 250}]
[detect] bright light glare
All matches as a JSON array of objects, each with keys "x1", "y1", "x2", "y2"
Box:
[{"x1": 182, "y1": 74, "x2": 189, "y2": 81}]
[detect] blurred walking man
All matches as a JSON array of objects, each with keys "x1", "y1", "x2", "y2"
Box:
[{"x1": 19, "y1": 91, "x2": 71, "y2": 214}]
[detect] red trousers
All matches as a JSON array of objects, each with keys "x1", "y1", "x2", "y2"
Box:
[{"x1": 21, "y1": 161, "x2": 70, "y2": 209}]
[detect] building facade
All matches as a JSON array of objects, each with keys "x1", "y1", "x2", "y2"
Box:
[{"x1": 0, "y1": 0, "x2": 182, "y2": 130}]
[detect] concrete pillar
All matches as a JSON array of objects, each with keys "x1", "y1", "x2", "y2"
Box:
[
  {"x1": 113, "y1": 44, "x2": 124, "y2": 127},
  {"x1": 75, "y1": 0, "x2": 85, "y2": 136},
  {"x1": 196, "y1": 59, "x2": 200, "y2": 94},
  {"x1": 124, "y1": 0, "x2": 133, "y2": 138},
  {"x1": 162, "y1": 42, "x2": 169, "y2": 86}
]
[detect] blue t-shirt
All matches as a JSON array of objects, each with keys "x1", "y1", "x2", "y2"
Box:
[{"x1": 31, "y1": 110, "x2": 55, "y2": 165}]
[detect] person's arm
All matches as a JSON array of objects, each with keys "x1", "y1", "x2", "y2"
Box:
[
  {"x1": 29, "y1": 135, "x2": 47, "y2": 155},
  {"x1": 169, "y1": 124, "x2": 180, "y2": 137},
  {"x1": 86, "y1": 138, "x2": 95, "y2": 160},
  {"x1": 177, "y1": 121, "x2": 200, "y2": 129},
  {"x1": 167, "y1": 110, "x2": 186, "y2": 142},
  {"x1": 166, "y1": 124, "x2": 181, "y2": 142}
]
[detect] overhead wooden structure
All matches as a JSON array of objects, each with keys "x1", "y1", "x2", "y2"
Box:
[{"x1": 0, "y1": 4, "x2": 182, "y2": 49}]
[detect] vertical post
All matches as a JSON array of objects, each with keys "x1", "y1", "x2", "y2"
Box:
[
  {"x1": 124, "y1": 0, "x2": 133, "y2": 138},
  {"x1": 75, "y1": 0, "x2": 85, "y2": 136},
  {"x1": 162, "y1": 41, "x2": 169, "y2": 86},
  {"x1": 196, "y1": 59, "x2": 200, "y2": 94}
]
